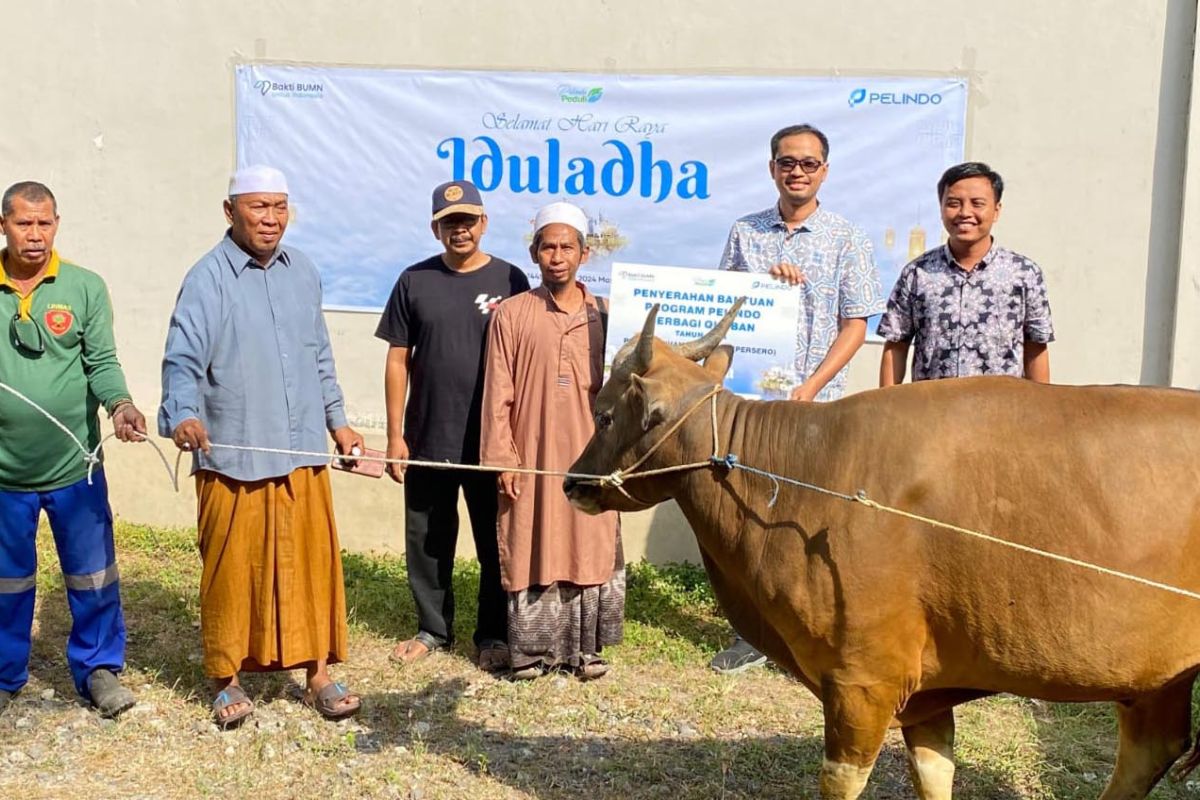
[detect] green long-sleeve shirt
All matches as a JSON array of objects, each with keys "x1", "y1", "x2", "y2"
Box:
[{"x1": 0, "y1": 251, "x2": 132, "y2": 491}]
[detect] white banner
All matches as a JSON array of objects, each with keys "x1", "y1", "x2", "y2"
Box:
[
  {"x1": 235, "y1": 65, "x2": 966, "y2": 312},
  {"x1": 608, "y1": 263, "x2": 801, "y2": 399}
]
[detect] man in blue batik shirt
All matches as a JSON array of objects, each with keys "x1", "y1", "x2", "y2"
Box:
[{"x1": 713, "y1": 123, "x2": 884, "y2": 672}]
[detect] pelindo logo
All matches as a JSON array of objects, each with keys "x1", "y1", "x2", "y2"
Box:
[
  {"x1": 849, "y1": 88, "x2": 942, "y2": 107},
  {"x1": 559, "y1": 85, "x2": 604, "y2": 104}
]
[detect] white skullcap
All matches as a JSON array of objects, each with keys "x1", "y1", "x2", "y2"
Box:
[
  {"x1": 228, "y1": 164, "x2": 289, "y2": 196},
  {"x1": 533, "y1": 201, "x2": 589, "y2": 237}
]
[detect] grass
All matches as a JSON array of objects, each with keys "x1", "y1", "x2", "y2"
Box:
[{"x1": 1, "y1": 519, "x2": 1199, "y2": 798}]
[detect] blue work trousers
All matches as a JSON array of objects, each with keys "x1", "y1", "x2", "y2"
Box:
[{"x1": 0, "y1": 470, "x2": 126, "y2": 698}]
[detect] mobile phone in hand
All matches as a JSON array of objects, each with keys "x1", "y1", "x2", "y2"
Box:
[{"x1": 331, "y1": 447, "x2": 386, "y2": 479}]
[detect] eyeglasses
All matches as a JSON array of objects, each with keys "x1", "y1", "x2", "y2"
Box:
[
  {"x1": 773, "y1": 157, "x2": 825, "y2": 175},
  {"x1": 10, "y1": 314, "x2": 45, "y2": 355}
]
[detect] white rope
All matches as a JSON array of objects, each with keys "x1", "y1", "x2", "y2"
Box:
[
  {"x1": 5, "y1": 379, "x2": 1199, "y2": 603},
  {"x1": 103, "y1": 432, "x2": 180, "y2": 492},
  {"x1": 196, "y1": 441, "x2": 611, "y2": 480},
  {"x1": 851, "y1": 489, "x2": 1200, "y2": 602},
  {"x1": 0, "y1": 382, "x2": 96, "y2": 464},
  {"x1": 0, "y1": 382, "x2": 180, "y2": 489},
  {"x1": 720, "y1": 459, "x2": 1200, "y2": 603},
  {"x1": 0, "y1": 380, "x2": 611, "y2": 483}
]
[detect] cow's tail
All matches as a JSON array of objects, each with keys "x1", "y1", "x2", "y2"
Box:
[{"x1": 1173, "y1": 734, "x2": 1200, "y2": 780}]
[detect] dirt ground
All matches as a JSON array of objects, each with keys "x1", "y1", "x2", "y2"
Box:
[{"x1": 1, "y1": 521, "x2": 1195, "y2": 799}]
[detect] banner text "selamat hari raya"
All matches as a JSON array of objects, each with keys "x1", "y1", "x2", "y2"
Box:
[{"x1": 436, "y1": 137, "x2": 710, "y2": 202}]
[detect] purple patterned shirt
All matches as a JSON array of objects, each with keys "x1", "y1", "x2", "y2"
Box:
[{"x1": 877, "y1": 243, "x2": 1054, "y2": 381}]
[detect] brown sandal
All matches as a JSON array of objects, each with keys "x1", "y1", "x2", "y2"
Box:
[
  {"x1": 390, "y1": 633, "x2": 445, "y2": 665},
  {"x1": 477, "y1": 641, "x2": 510, "y2": 673},
  {"x1": 576, "y1": 657, "x2": 610, "y2": 681},
  {"x1": 211, "y1": 685, "x2": 254, "y2": 729},
  {"x1": 303, "y1": 681, "x2": 360, "y2": 720}
]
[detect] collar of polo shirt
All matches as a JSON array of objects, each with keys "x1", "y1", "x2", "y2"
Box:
[{"x1": 0, "y1": 248, "x2": 62, "y2": 319}]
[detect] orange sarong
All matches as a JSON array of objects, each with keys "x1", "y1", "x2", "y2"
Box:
[{"x1": 195, "y1": 466, "x2": 348, "y2": 678}]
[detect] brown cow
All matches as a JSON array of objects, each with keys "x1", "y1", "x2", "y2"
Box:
[{"x1": 565, "y1": 303, "x2": 1200, "y2": 800}]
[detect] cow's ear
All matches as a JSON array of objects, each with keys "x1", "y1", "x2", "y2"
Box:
[
  {"x1": 630, "y1": 373, "x2": 669, "y2": 431},
  {"x1": 702, "y1": 345, "x2": 734, "y2": 380}
]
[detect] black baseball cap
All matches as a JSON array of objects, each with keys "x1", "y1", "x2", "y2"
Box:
[{"x1": 431, "y1": 180, "x2": 484, "y2": 221}]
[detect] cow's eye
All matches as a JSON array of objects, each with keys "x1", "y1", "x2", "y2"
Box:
[{"x1": 595, "y1": 411, "x2": 612, "y2": 430}]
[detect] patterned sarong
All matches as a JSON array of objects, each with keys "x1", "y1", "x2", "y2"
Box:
[{"x1": 507, "y1": 535, "x2": 625, "y2": 670}]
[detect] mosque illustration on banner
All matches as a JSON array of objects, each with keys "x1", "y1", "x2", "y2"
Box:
[
  {"x1": 527, "y1": 208, "x2": 628, "y2": 257},
  {"x1": 758, "y1": 365, "x2": 800, "y2": 399}
]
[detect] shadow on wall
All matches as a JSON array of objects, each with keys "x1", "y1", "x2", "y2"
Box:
[{"x1": 640, "y1": 500, "x2": 701, "y2": 565}]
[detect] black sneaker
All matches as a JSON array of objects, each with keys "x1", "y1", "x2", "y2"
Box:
[
  {"x1": 709, "y1": 637, "x2": 768, "y2": 674},
  {"x1": 87, "y1": 669, "x2": 136, "y2": 718}
]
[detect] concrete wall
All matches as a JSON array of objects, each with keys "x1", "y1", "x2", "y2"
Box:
[{"x1": 4, "y1": 0, "x2": 1195, "y2": 562}]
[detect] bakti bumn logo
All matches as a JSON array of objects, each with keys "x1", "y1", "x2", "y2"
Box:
[{"x1": 253, "y1": 79, "x2": 324, "y2": 98}]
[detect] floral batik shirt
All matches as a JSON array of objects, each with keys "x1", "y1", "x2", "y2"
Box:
[
  {"x1": 720, "y1": 205, "x2": 884, "y2": 401},
  {"x1": 877, "y1": 243, "x2": 1054, "y2": 381}
]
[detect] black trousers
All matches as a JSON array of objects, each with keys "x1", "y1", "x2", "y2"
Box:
[{"x1": 404, "y1": 466, "x2": 507, "y2": 647}]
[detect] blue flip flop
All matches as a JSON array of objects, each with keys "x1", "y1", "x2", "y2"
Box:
[
  {"x1": 211, "y1": 684, "x2": 254, "y2": 729},
  {"x1": 304, "y1": 681, "x2": 361, "y2": 720}
]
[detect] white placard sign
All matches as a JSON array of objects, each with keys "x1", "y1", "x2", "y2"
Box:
[{"x1": 608, "y1": 263, "x2": 801, "y2": 399}]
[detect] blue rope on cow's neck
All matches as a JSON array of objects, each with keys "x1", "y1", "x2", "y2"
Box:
[{"x1": 712, "y1": 453, "x2": 859, "y2": 509}]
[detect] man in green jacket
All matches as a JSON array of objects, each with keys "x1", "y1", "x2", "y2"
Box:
[{"x1": 0, "y1": 181, "x2": 146, "y2": 717}]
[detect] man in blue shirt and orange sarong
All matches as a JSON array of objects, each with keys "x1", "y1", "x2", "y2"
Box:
[{"x1": 160, "y1": 166, "x2": 364, "y2": 727}]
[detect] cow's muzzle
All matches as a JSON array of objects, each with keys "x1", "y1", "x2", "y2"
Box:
[{"x1": 563, "y1": 476, "x2": 603, "y2": 514}]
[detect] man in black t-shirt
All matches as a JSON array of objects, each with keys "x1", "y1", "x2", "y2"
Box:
[{"x1": 374, "y1": 180, "x2": 530, "y2": 672}]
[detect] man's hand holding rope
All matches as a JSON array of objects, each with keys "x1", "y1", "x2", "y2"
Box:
[
  {"x1": 332, "y1": 426, "x2": 365, "y2": 468},
  {"x1": 111, "y1": 401, "x2": 147, "y2": 443},
  {"x1": 172, "y1": 418, "x2": 211, "y2": 453}
]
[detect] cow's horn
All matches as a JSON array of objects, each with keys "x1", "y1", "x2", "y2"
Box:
[
  {"x1": 611, "y1": 303, "x2": 660, "y2": 376},
  {"x1": 632, "y1": 303, "x2": 659, "y2": 373},
  {"x1": 673, "y1": 297, "x2": 746, "y2": 361}
]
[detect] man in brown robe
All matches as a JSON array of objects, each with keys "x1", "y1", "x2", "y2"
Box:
[{"x1": 480, "y1": 201, "x2": 623, "y2": 680}]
